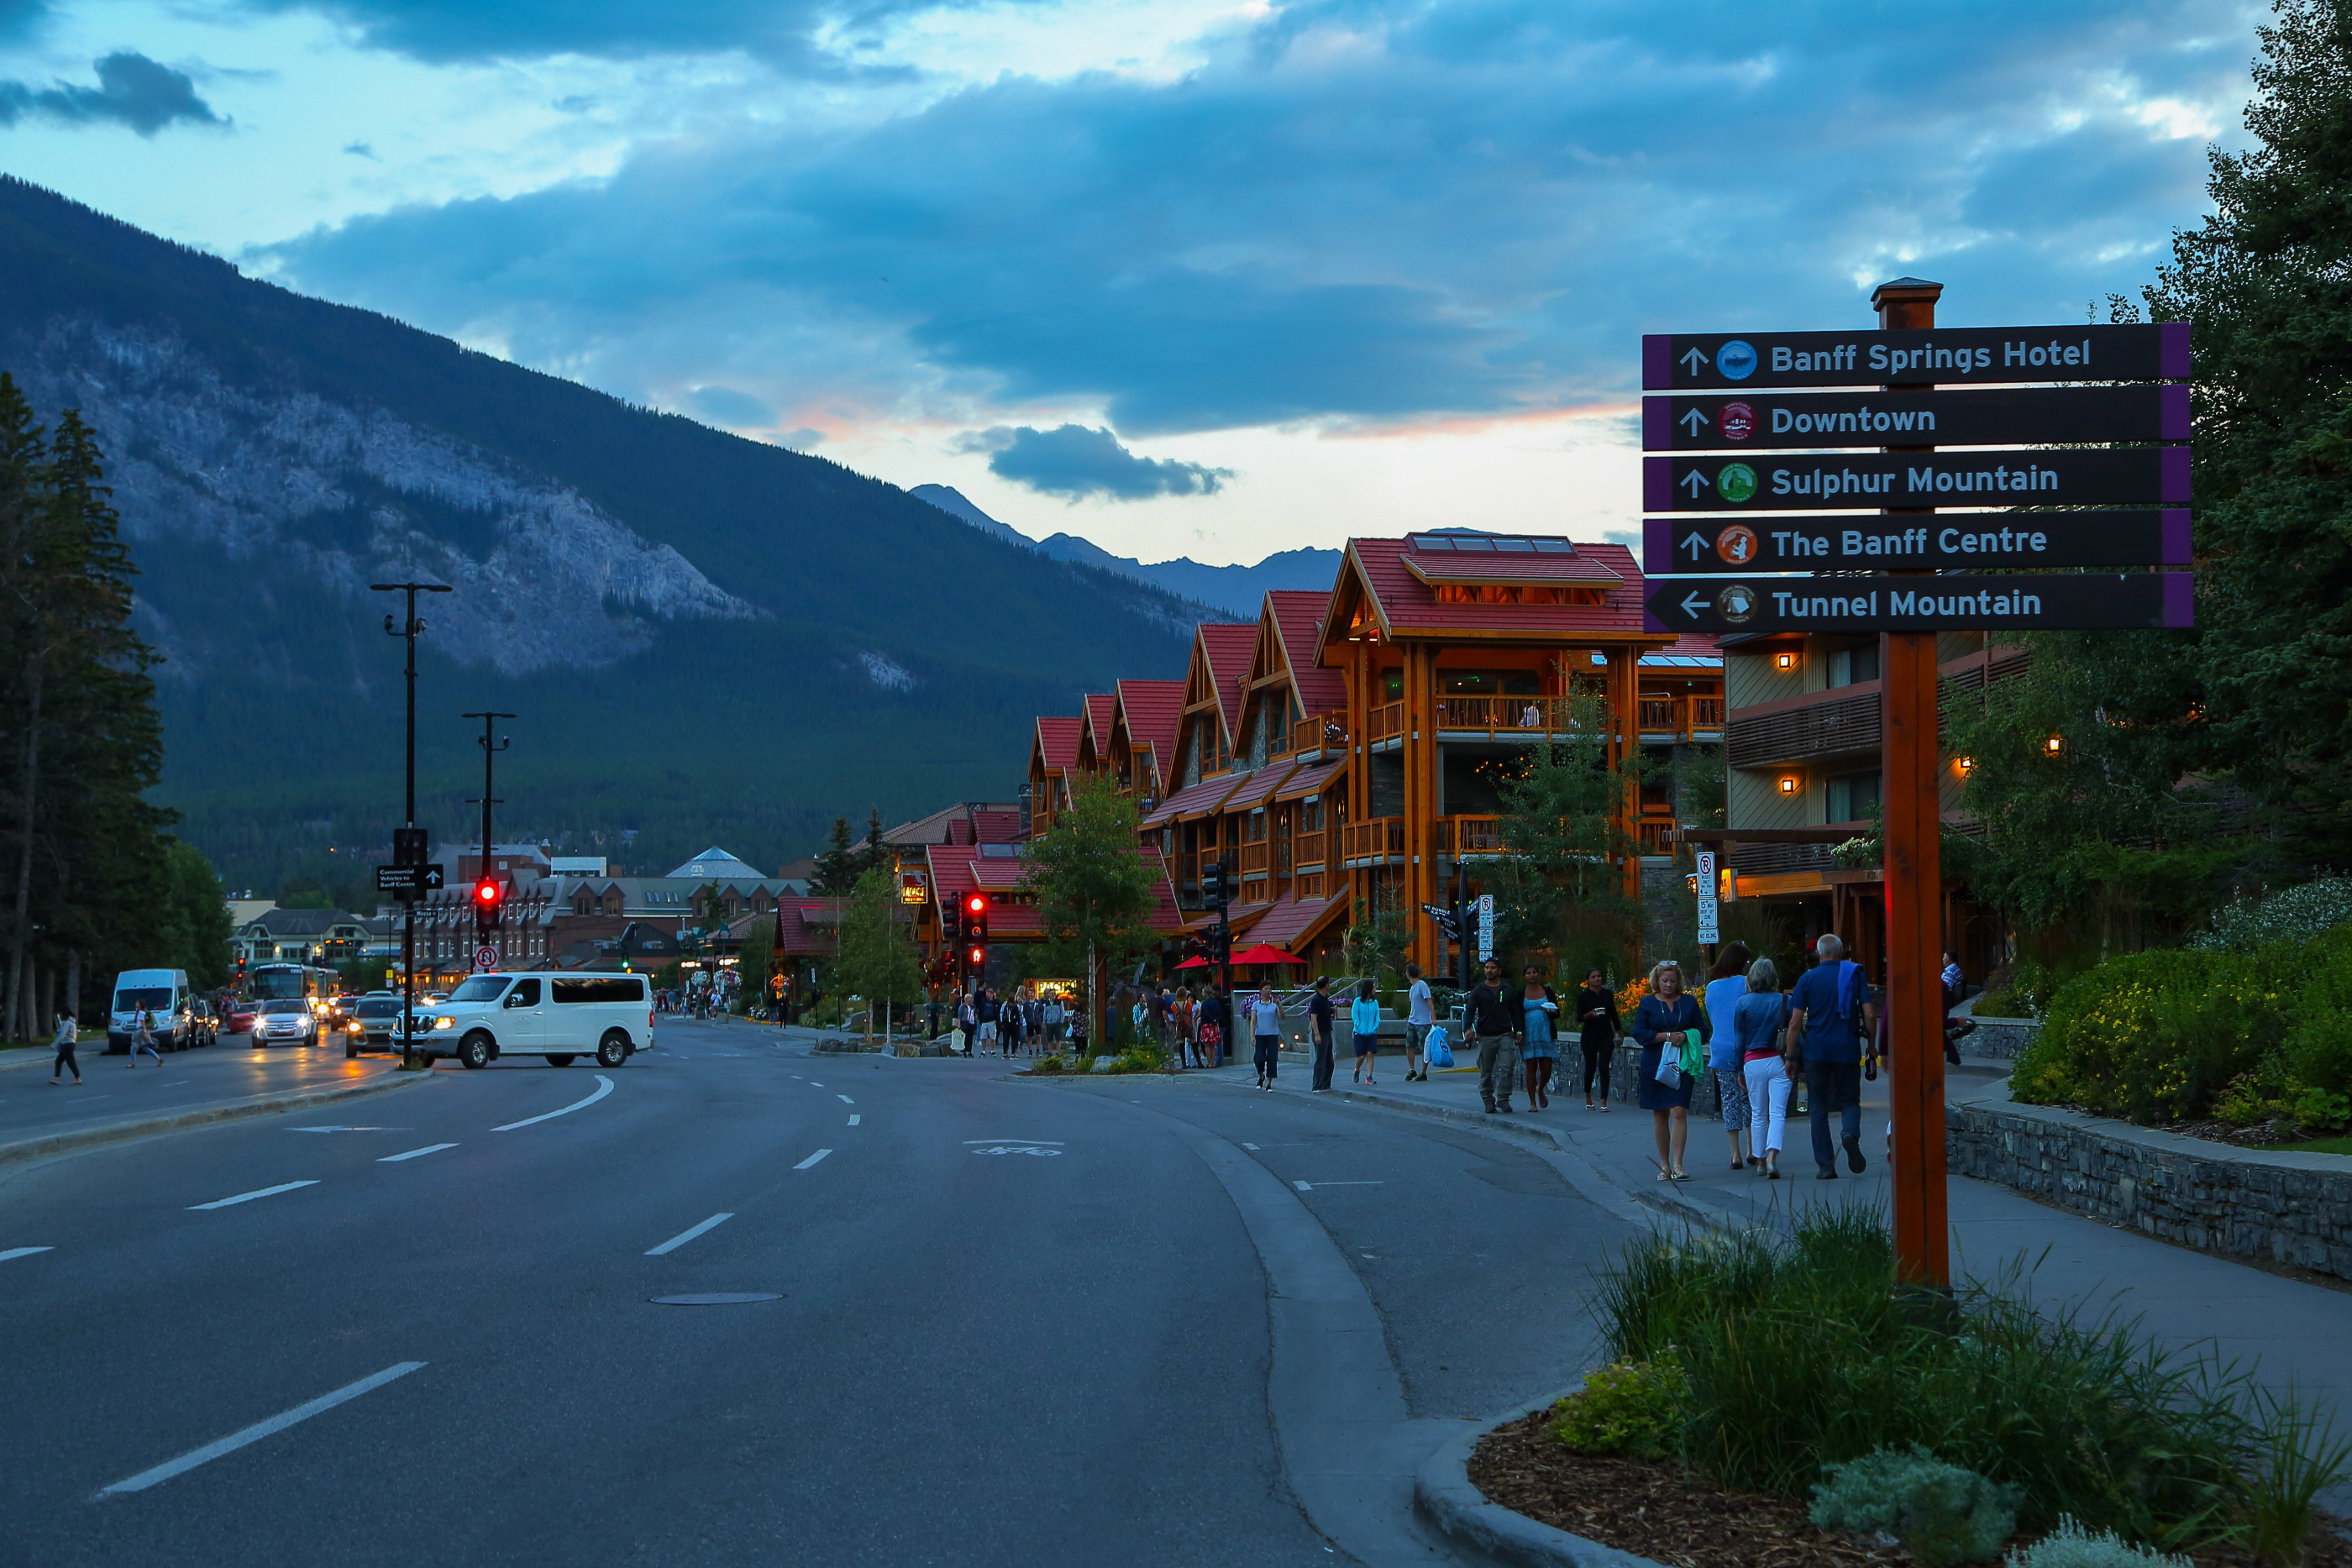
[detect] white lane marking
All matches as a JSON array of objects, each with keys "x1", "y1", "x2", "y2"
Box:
[
  {"x1": 848, "y1": 1114, "x2": 860, "y2": 1126},
  {"x1": 793, "y1": 1148, "x2": 832, "y2": 1171},
  {"x1": 836, "y1": 1094, "x2": 853, "y2": 1104},
  {"x1": 492, "y1": 1073, "x2": 614, "y2": 1131},
  {"x1": 95, "y1": 1361, "x2": 428, "y2": 1498},
  {"x1": 1, "y1": 1246, "x2": 55, "y2": 1262},
  {"x1": 188, "y1": 1181, "x2": 319, "y2": 1211},
  {"x1": 1294, "y1": 1181, "x2": 1383, "y2": 1191},
  {"x1": 808, "y1": 1082, "x2": 822, "y2": 1087},
  {"x1": 790, "y1": 1076, "x2": 803, "y2": 1080},
  {"x1": 378, "y1": 1143, "x2": 457, "y2": 1162},
  {"x1": 645, "y1": 1213, "x2": 734, "y2": 1256},
  {"x1": 960, "y1": 1140, "x2": 1063, "y2": 1145},
  {"x1": 1242, "y1": 1142, "x2": 1260, "y2": 1150},
  {"x1": 972, "y1": 1146, "x2": 1062, "y2": 1156},
  {"x1": 291, "y1": 1125, "x2": 393, "y2": 1134},
  {"x1": 1294, "y1": 1180, "x2": 1310, "y2": 1191}
]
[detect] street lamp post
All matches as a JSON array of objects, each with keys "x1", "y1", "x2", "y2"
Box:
[
  {"x1": 373, "y1": 581, "x2": 451, "y2": 1070},
  {"x1": 463, "y1": 711, "x2": 514, "y2": 969}
]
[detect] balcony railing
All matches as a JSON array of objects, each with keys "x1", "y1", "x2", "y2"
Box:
[
  {"x1": 1727, "y1": 690, "x2": 1880, "y2": 768},
  {"x1": 1433, "y1": 695, "x2": 1575, "y2": 737},
  {"x1": 1637, "y1": 695, "x2": 1728, "y2": 739},
  {"x1": 1239, "y1": 842, "x2": 1273, "y2": 880},
  {"x1": 1290, "y1": 711, "x2": 1347, "y2": 756},
  {"x1": 1293, "y1": 829, "x2": 1328, "y2": 873},
  {"x1": 1341, "y1": 818, "x2": 1405, "y2": 864},
  {"x1": 1438, "y1": 815, "x2": 1507, "y2": 857},
  {"x1": 1367, "y1": 701, "x2": 1405, "y2": 744}
]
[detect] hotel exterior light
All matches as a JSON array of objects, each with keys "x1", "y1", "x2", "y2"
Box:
[
  {"x1": 2044, "y1": 735, "x2": 2065, "y2": 755},
  {"x1": 1777, "y1": 775, "x2": 1800, "y2": 794},
  {"x1": 1774, "y1": 650, "x2": 1798, "y2": 671},
  {"x1": 1956, "y1": 757, "x2": 1974, "y2": 774}
]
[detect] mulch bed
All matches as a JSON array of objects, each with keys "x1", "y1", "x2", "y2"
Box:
[{"x1": 1468, "y1": 1408, "x2": 2352, "y2": 1568}]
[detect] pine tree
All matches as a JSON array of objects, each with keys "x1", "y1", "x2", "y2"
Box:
[{"x1": 811, "y1": 815, "x2": 860, "y2": 895}]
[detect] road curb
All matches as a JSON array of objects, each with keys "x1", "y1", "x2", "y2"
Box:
[
  {"x1": 0, "y1": 1067, "x2": 434, "y2": 1167},
  {"x1": 1412, "y1": 1387, "x2": 1666, "y2": 1568}
]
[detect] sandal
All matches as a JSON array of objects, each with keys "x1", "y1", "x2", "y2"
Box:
[{"x1": 1669, "y1": 1169, "x2": 1692, "y2": 1182}]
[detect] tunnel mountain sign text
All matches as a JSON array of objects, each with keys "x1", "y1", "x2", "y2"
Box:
[{"x1": 1641, "y1": 574, "x2": 2192, "y2": 636}]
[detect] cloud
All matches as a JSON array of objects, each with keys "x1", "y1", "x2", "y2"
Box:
[
  {"x1": 265, "y1": 0, "x2": 2255, "y2": 441},
  {"x1": 0, "y1": 52, "x2": 224, "y2": 135},
  {"x1": 683, "y1": 385, "x2": 776, "y2": 427},
  {"x1": 958, "y1": 424, "x2": 1234, "y2": 501}
]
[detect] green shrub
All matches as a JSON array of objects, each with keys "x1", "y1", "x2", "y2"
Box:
[
  {"x1": 2004, "y1": 1517, "x2": 2192, "y2": 1568},
  {"x1": 1810, "y1": 1445, "x2": 2022, "y2": 1567},
  {"x1": 1551, "y1": 1357, "x2": 1688, "y2": 1460},
  {"x1": 1593, "y1": 1214, "x2": 2254, "y2": 1548},
  {"x1": 1030, "y1": 1055, "x2": 1068, "y2": 1075},
  {"x1": 2191, "y1": 879, "x2": 2352, "y2": 953}
]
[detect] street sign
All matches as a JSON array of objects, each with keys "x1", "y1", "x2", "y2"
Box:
[
  {"x1": 1643, "y1": 510, "x2": 2190, "y2": 575},
  {"x1": 473, "y1": 945, "x2": 500, "y2": 971},
  {"x1": 392, "y1": 827, "x2": 428, "y2": 868},
  {"x1": 375, "y1": 863, "x2": 445, "y2": 894},
  {"x1": 1643, "y1": 573, "x2": 2193, "y2": 636},
  {"x1": 1643, "y1": 323, "x2": 2190, "y2": 391},
  {"x1": 1476, "y1": 894, "x2": 1494, "y2": 962},
  {"x1": 1695, "y1": 850, "x2": 1719, "y2": 945},
  {"x1": 1642, "y1": 384, "x2": 2190, "y2": 451},
  {"x1": 1646, "y1": 448, "x2": 2189, "y2": 512}
]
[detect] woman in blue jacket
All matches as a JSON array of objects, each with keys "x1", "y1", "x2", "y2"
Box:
[
  {"x1": 1349, "y1": 980, "x2": 1384, "y2": 1085},
  {"x1": 1632, "y1": 960, "x2": 1707, "y2": 1182}
]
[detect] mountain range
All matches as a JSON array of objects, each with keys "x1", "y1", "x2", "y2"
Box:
[
  {"x1": 0, "y1": 177, "x2": 1228, "y2": 896},
  {"x1": 907, "y1": 485, "x2": 1341, "y2": 620}
]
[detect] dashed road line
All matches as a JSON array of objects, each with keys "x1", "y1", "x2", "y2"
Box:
[
  {"x1": 645, "y1": 1213, "x2": 734, "y2": 1256},
  {"x1": 836, "y1": 1094, "x2": 854, "y2": 1104},
  {"x1": 95, "y1": 1362, "x2": 427, "y2": 1498},
  {"x1": 1292, "y1": 1180, "x2": 1384, "y2": 1192},
  {"x1": 188, "y1": 1181, "x2": 319, "y2": 1211},
  {"x1": 848, "y1": 1114, "x2": 860, "y2": 1125},
  {"x1": 793, "y1": 1148, "x2": 832, "y2": 1171},
  {"x1": 1, "y1": 1245, "x2": 55, "y2": 1262},
  {"x1": 378, "y1": 1143, "x2": 457, "y2": 1162}
]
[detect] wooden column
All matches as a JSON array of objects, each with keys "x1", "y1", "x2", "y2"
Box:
[
  {"x1": 1874, "y1": 276, "x2": 1949, "y2": 1288},
  {"x1": 1348, "y1": 636, "x2": 1370, "y2": 919},
  {"x1": 1611, "y1": 646, "x2": 1641, "y2": 904}
]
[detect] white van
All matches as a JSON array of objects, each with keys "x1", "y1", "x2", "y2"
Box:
[
  {"x1": 109, "y1": 968, "x2": 200, "y2": 1053},
  {"x1": 410, "y1": 972, "x2": 652, "y2": 1070}
]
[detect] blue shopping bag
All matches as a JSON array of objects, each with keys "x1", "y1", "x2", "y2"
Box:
[{"x1": 1424, "y1": 1025, "x2": 1453, "y2": 1068}]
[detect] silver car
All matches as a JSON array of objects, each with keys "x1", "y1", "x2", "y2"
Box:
[{"x1": 250, "y1": 999, "x2": 320, "y2": 1048}]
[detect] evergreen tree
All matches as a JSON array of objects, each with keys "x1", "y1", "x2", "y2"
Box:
[
  {"x1": 811, "y1": 815, "x2": 860, "y2": 895},
  {"x1": 1485, "y1": 688, "x2": 1649, "y2": 978},
  {"x1": 833, "y1": 867, "x2": 922, "y2": 1030},
  {"x1": 1021, "y1": 773, "x2": 1159, "y2": 1044}
]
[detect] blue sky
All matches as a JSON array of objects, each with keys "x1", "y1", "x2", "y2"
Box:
[{"x1": 0, "y1": 0, "x2": 2262, "y2": 564}]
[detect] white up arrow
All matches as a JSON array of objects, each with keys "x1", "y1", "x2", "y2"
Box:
[
  {"x1": 1678, "y1": 469, "x2": 1710, "y2": 497},
  {"x1": 1678, "y1": 346, "x2": 1710, "y2": 374},
  {"x1": 1678, "y1": 407, "x2": 1710, "y2": 435},
  {"x1": 1682, "y1": 532, "x2": 1709, "y2": 560}
]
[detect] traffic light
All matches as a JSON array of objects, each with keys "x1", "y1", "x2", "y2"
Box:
[
  {"x1": 474, "y1": 876, "x2": 503, "y2": 932},
  {"x1": 942, "y1": 904, "x2": 963, "y2": 945},
  {"x1": 963, "y1": 891, "x2": 990, "y2": 946},
  {"x1": 964, "y1": 943, "x2": 986, "y2": 972},
  {"x1": 1208, "y1": 924, "x2": 1231, "y2": 964},
  {"x1": 1201, "y1": 860, "x2": 1229, "y2": 909}
]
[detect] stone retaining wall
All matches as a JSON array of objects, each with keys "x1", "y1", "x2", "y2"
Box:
[
  {"x1": 1963, "y1": 1015, "x2": 2038, "y2": 1060},
  {"x1": 1946, "y1": 1087, "x2": 2352, "y2": 1281}
]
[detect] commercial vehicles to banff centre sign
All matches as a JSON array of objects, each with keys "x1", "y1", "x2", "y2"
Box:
[{"x1": 1636, "y1": 320, "x2": 2192, "y2": 632}]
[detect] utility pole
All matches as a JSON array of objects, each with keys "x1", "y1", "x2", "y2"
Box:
[
  {"x1": 374, "y1": 581, "x2": 451, "y2": 1070},
  {"x1": 463, "y1": 711, "x2": 514, "y2": 968}
]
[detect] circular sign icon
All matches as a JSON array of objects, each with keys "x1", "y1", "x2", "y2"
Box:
[
  {"x1": 1714, "y1": 584, "x2": 1759, "y2": 625},
  {"x1": 1719, "y1": 401, "x2": 1756, "y2": 441},
  {"x1": 473, "y1": 945, "x2": 499, "y2": 970},
  {"x1": 1715, "y1": 340, "x2": 1757, "y2": 380},
  {"x1": 1716, "y1": 463, "x2": 1758, "y2": 503},
  {"x1": 1714, "y1": 525, "x2": 1758, "y2": 566}
]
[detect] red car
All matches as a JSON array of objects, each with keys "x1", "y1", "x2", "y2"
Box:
[{"x1": 224, "y1": 999, "x2": 259, "y2": 1034}]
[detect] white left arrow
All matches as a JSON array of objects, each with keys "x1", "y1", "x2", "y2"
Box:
[{"x1": 1679, "y1": 591, "x2": 1708, "y2": 618}]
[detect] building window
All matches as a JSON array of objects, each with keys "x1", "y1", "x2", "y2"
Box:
[
  {"x1": 1430, "y1": 583, "x2": 1604, "y2": 606},
  {"x1": 1827, "y1": 642, "x2": 1881, "y2": 689},
  {"x1": 1826, "y1": 770, "x2": 1882, "y2": 823},
  {"x1": 1438, "y1": 670, "x2": 1541, "y2": 696}
]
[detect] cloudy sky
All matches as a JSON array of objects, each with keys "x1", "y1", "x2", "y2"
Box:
[{"x1": 0, "y1": 0, "x2": 2262, "y2": 565}]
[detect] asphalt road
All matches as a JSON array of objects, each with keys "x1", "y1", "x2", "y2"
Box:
[
  {"x1": 0, "y1": 1020, "x2": 1636, "y2": 1566},
  {"x1": 0, "y1": 1033, "x2": 398, "y2": 1148}
]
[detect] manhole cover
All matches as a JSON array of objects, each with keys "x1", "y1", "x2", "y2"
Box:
[{"x1": 651, "y1": 1293, "x2": 783, "y2": 1305}]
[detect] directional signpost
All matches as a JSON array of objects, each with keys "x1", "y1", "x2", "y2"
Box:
[
  {"x1": 1694, "y1": 850, "x2": 1719, "y2": 947},
  {"x1": 1639, "y1": 284, "x2": 2194, "y2": 1291},
  {"x1": 375, "y1": 863, "x2": 444, "y2": 894}
]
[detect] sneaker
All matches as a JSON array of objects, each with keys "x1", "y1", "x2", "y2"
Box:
[
  {"x1": 1818, "y1": 1166, "x2": 1839, "y2": 1180},
  {"x1": 1844, "y1": 1133, "x2": 1867, "y2": 1173}
]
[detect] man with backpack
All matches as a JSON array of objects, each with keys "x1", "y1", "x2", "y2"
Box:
[{"x1": 1783, "y1": 933, "x2": 1875, "y2": 1179}]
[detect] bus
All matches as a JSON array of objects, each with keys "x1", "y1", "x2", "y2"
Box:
[{"x1": 247, "y1": 963, "x2": 336, "y2": 1013}]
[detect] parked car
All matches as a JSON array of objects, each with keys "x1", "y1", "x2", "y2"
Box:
[
  {"x1": 223, "y1": 998, "x2": 259, "y2": 1034},
  {"x1": 409, "y1": 971, "x2": 652, "y2": 1070},
  {"x1": 250, "y1": 998, "x2": 322, "y2": 1047},
  {"x1": 345, "y1": 993, "x2": 408, "y2": 1056}
]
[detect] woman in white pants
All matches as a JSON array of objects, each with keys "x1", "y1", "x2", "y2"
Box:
[{"x1": 1733, "y1": 958, "x2": 1793, "y2": 1179}]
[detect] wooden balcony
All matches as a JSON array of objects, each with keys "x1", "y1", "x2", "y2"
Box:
[
  {"x1": 1432, "y1": 695, "x2": 1579, "y2": 737},
  {"x1": 1367, "y1": 700, "x2": 1405, "y2": 744},
  {"x1": 1341, "y1": 817, "x2": 1405, "y2": 866},
  {"x1": 1289, "y1": 711, "x2": 1347, "y2": 756},
  {"x1": 1439, "y1": 815, "x2": 1507, "y2": 857},
  {"x1": 1293, "y1": 829, "x2": 1329, "y2": 873},
  {"x1": 1638, "y1": 695, "x2": 1728, "y2": 739},
  {"x1": 1727, "y1": 690, "x2": 1879, "y2": 768},
  {"x1": 1636, "y1": 819, "x2": 1677, "y2": 854},
  {"x1": 1239, "y1": 842, "x2": 1273, "y2": 881}
]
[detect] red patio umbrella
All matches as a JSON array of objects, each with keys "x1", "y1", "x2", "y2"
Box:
[
  {"x1": 1231, "y1": 943, "x2": 1306, "y2": 967},
  {"x1": 1173, "y1": 956, "x2": 1211, "y2": 969}
]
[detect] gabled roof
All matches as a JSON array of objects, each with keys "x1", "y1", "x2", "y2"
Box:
[
  {"x1": 1318, "y1": 536, "x2": 1655, "y2": 658},
  {"x1": 1244, "y1": 895, "x2": 1344, "y2": 950},
  {"x1": 1265, "y1": 590, "x2": 1348, "y2": 716},
  {"x1": 1114, "y1": 679, "x2": 1185, "y2": 790},
  {"x1": 1034, "y1": 716, "x2": 1082, "y2": 773},
  {"x1": 1219, "y1": 759, "x2": 1297, "y2": 815},
  {"x1": 1195, "y1": 623, "x2": 1257, "y2": 736},
  {"x1": 668, "y1": 847, "x2": 765, "y2": 880},
  {"x1": 1079, "y1": 693, "x2": 1117, "y2": 761},
  {"x1": 929, "y1": 842, "x2": 1183, "y2": 938},
  {"x1": 1273, "y1": 758, "x2": 1345, "y2": 802}
]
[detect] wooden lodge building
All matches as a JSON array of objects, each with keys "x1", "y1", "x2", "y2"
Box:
[{"x1": 909, "y1": 531, "x2": 1725, "y2": 989}]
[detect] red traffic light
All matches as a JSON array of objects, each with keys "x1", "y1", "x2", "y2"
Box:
[
  {"x1": 963, "y1": 892, "x2": 987, "y2": 917},
  {"x1": 965, "y1": 944, "x2": 985, "y2": 968},
  {"x1": 475, "y1": 878, "x2": 502, "y2": 907}
]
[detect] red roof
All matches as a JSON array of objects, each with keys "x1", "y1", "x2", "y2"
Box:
[
  {"x1": 1244, "y1": 896, "x2": 1343, "y2": 949},
  {"x1": 1080, "y1": 692, "x2": 1116, "y2": 759},
  {"x1": 1198, "y1": 623, "x2": 1257, "y2": 738},
  {"x1": 1331, "y1": 537, "x2": 1653, "y2": 645},
  {"x1": 1400, "y1": 535, "x2": 1624, "y2": 583},
  {"x1": 1115, "y1": 679, "x2": 1185, "y2": 791},
  {"x1": 1267, "y1": 591, "x2": 1347, "y2": 715},
  {"x1": 1273, "y1": 758, "x2": 1344, "y2": 801},
  {"x1": 1035, "y1": 716, "x2": 1081, "y2": 772},
  {"x1": 972, "y1": 809, "x2": 1023, "y2": 844},
  {"x1": 928, "y1": 843, "x2": 1182, "y2": 937},
  {"x1": 1218, "y1": 760, "x2": 1296, "y2": 814},
  {"x1": 1141, "y1": 771, "x2": 1245, "y2": 828},
  {"x1": 771, "y1": 895, "x2": 843, "y2": 957}
]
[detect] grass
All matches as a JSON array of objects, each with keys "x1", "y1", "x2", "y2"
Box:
[{"x1": 1589, "y1": 1210, "x2": 2349, "y2": 1561}]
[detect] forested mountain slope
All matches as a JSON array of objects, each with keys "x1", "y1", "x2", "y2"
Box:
[{"x1": 0, "y1": 177, "x2": 1198, "y2": 892}]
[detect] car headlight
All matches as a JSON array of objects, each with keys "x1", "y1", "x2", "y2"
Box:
[{"x1": 434, "y1": 1016, "x2": 455, "y2": 1030}]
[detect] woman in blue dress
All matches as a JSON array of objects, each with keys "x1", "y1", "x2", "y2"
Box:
[
  {"x1": 1518, "y1": 964, "x2": 1560, "y2": 1109},
  {"x1": 1632, "y1": 960, "x2": 1708, "y2": 1181}
]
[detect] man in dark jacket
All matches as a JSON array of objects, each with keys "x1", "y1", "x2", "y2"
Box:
[
  {"x1": 1465, "y1": 957, "x2": 1525, "y2": 1114},
  {"x1": 1307, "y1": 977, "x2": 1336, "y2": 1092}
]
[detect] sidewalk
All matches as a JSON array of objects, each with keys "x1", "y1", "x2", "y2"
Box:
[{"x1": 1306, "y1": 1045, "x2": 2352, "y2": 1422}]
